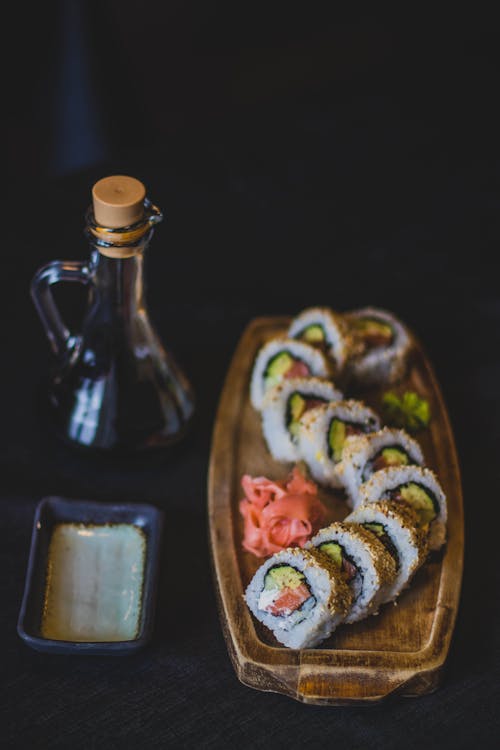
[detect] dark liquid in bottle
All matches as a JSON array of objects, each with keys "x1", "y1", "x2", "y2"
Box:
[{"x1": 49, "y1": 252, "x2": 194, "y2": 452}]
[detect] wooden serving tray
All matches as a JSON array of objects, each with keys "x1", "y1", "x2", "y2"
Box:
[{"x1": 208, "y1": 316, "x2": 464, "y2": 705}]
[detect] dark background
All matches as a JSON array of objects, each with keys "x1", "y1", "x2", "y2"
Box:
[{"x1": 1, "y1": 3, "x2": 499, "y2": 748}]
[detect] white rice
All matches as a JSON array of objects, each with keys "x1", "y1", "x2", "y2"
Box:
[
  {"x1": 358, "y1": 465, "x2": 447, "y2": 551},
  {"x1": 296, "y1": 400, "x2": 381, "y2": 488},
  {"x1": 288, "y1": 307, "x2": 351, "y2": 374},
  {"x1": 244, "y1": 548, "x2": 351, "y2": 649},
  {"x1": 307, "y1": 522, "x2": 396, "y2": 623},
  {"x1": 261, "y1": 377, "x2": 343, "y2": 462},
  {"x1": 346, "y1": 501, "x2": 428, "y2": 602},
  {"x1": 337, "y1": 427, "x2": 424, "y2": 507},
  {"x1": 345, "y1": 306, "x2": 411, "y2": 386}
]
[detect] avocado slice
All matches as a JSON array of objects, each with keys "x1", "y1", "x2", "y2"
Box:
[
  {"x1": 366, "y1": 446, "x2": 412, "y2": 480},
  {"x1": 362, "y1": 522, "x2": 400, "y2": 567},
  {"x1": 395, "y1": 482, "x2": 437, "y2": 526},
  {"x1": 287, "y1": 392, "x2": 326, "y2": 438},
  {"x1": 264, "y1": 564, "x2": 306, "y2": 591},
  {"x1": 299, "y1": 324, "x2": 325, "y2": 344},
  {"x1": 363, "y1": 522, "x2": 385, "y2": 537},
  {"x1": 318, "y1": 541, "x2": 343, "y2": 568},
  {"x1": 328, "y1": 419, "x2": 347, "y2": 462},
  {"x1": 287, "y1": 392, "x2": 306, "y2": 439},
  {"x1": 353, "y1": 317, "x2": 394, "y2": 348},
  {"x1": 373, "y1": 446, "x2": 411, "y2": 472},
  {"x1": 289, "y1": 393, "x2": 306, "y2": 422},
  {"x1": 381, "y1": 447, "x2": 410, "y2": 466},
  {"x1": 264, "y1": 351, "x2": 294, "y2": 389}
]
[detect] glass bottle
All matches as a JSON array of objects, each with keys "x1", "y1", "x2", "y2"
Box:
[{"x1": 31, "y1": 175, "x2": 195, "y2": 451}]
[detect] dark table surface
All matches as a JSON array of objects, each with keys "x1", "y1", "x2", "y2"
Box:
[{"x1": 2, "y1": 84, "x2": 500, "y2": 747}]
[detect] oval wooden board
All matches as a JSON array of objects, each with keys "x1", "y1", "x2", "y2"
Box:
[{"x1": 208, "y1": 316, "x2": 464, "y2": 705}]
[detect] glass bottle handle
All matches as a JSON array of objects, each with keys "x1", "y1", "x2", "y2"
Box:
[{"x1": 30, "y1": 260, "x2": 91, "y2": 359}]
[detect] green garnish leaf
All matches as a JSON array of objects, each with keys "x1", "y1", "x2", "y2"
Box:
[{"x1": 382, "y1": 391, "x2": 431, "y2": 432}]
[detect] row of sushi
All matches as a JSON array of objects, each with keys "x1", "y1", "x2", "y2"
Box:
[
  {"x1": 245, "y1": 306, "x2": 447, "y2": 648},
  {"x1": 245, "y1": 495, "x2": 443, "y2": 649},
  {"x1": 251, "y1": 305, "x2": 412, "y2": 409},
  {"x1": 296, "y1": 410, "x2": 446, "y2": 552},
  {"x1": 250, "y1": 305, "x2": 446, "y2": 551}
]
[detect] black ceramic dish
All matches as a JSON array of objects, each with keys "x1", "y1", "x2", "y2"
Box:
[{"x1": 17, "y1": 497, "x2": 163, "y2": 655}]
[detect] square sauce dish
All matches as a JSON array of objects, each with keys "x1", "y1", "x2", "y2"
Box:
[{"x1": 17, "y1": 497, "x2": 163, "y2": 654}]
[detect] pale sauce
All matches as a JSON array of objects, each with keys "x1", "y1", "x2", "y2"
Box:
[{"x1": 42, "y1": 523, "x2": 146, "y2": 642}]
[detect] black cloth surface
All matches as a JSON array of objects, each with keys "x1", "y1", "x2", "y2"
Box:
[
  {"x1": 2, "y1": 18, "x2": 500, "y2": 749},
  {"x1": 2, "y1": 150, "x2": 499, "y2": 750}
]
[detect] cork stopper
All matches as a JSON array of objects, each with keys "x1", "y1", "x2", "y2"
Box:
[{"x1": 92, "y1": 175, "x2": 146, "y2": 228}]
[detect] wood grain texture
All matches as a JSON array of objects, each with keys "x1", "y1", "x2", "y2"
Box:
[{"x1": 208, "y1": 316, "x2": 464, "y2": 705}]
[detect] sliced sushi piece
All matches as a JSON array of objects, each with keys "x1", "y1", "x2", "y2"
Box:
[
  {"x1": 244, "y1": 547, "x2": 352, "y2": 649},
  {"x1": 308, "y1": 522, "x2": 397, "y2": 623},
  {"x1": 296, "y1": 400, "x2": 381, "y2": 488},
  {"x1": 358, "y1": 465, "x2": 447, "y2": 551},
  {"x1": 345, "y1": 306, "x2": 411, "y2": 387},
  {"x1": 261, "y1": 377, "x2": 343, "y2": 462},
  {"x1": 346, "y1": 500, "x2": 428, "y2": 602},
  {"x1": 337, "y1": 427, "x2": 424, "y2": 507},
  {"x1": 250, "y1": 337, "x2": 332, "y2": 411},
  {"x1": 288, "y1": 307, "x2": 351, "y2": 375}
]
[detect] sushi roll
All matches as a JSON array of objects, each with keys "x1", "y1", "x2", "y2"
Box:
[
  {"x1": 244, "y1": 547, "x2": 352, "y2": 649},
  {"x1": 346, "y1": 501, "x2": 428, "y2": 602},
  {"x1": 345, "y1": 306, "x2": 411, "y2": 387},
  {"x1": 288, "y1": 307, "x2": 351, "y2": 375},
  {"x1": 296, "y1": 400, "x2": 381, "y2": 488},
  {"x1": 250, "y1": 337, "x2": 331, "y2": 411},
  {"x1": 261, "y1": 377, "x2": 343, "y2": 462},
  {"x1": 337, "y1": 427, "x2": 424, "y2": 507},
  {"x1": 359, "y1": 465, "x2": 447, "y2": 551},
  {"x1": 308, "y1": 522, "x2": 397, "y2": 623}
]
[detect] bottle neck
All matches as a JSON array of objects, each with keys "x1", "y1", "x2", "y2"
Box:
[
  {"x1": 84, "y1": 200, "x2": 162, "y2": 323},
  {"x1": 90, "y1": 242, "x2": 149, "y2": 320}
]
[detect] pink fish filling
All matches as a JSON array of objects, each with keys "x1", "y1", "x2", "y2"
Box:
[
  {"x1": 264, "y1": 582, "x2": 312, "y2": 617},
  {"x1": 283, "y1": 360, "x2": 311, "y2": 379}
]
